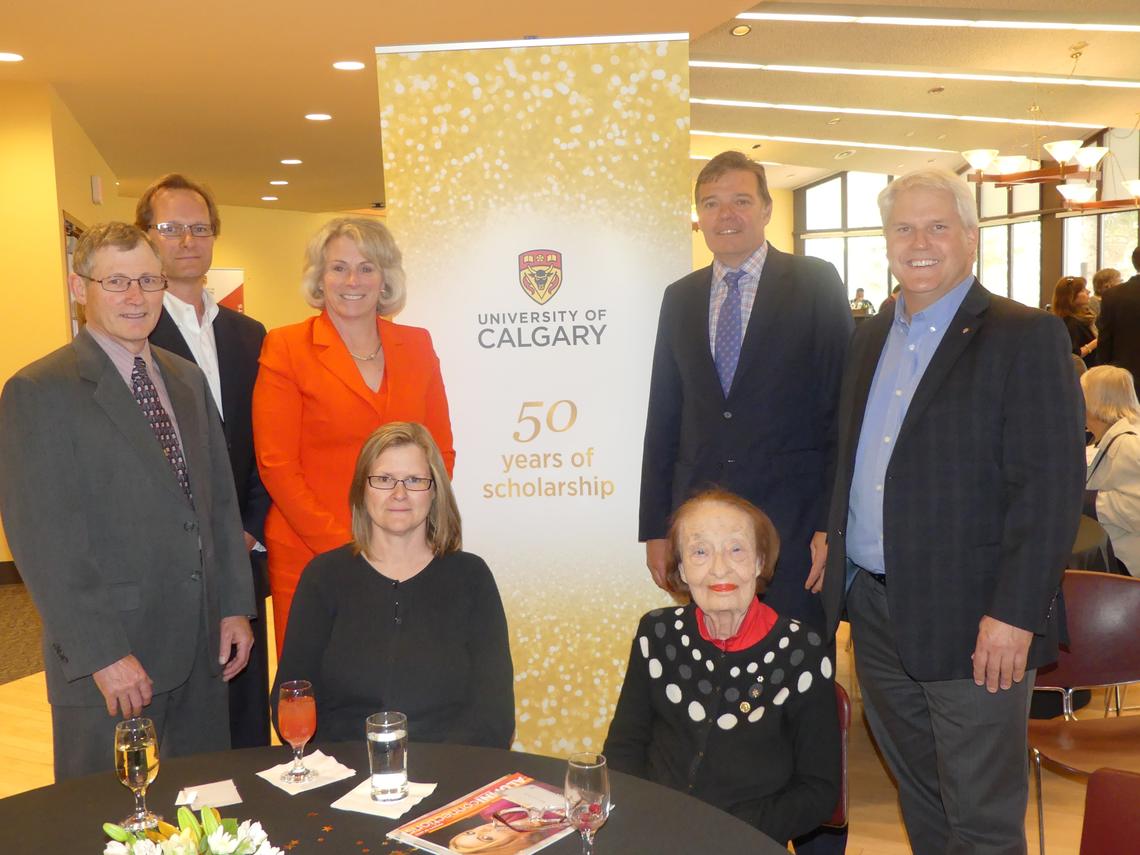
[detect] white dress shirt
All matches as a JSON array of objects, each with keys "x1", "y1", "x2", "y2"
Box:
[{"x1": 163, "y1": 289, "x2": 223, "y2": 419}]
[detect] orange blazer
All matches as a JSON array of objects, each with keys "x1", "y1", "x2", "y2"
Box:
[{"x1": 253, "y1": 311, "x2": 454, "y2": 648}]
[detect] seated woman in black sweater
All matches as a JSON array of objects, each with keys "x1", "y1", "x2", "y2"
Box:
[
  {"x1": 603, "y1": 489, "x2": 840, "y2": 846},
  {"x1": 272, "y1": 421, "x2": 514, "y2": 747},
  {"x1": 1052, "y1": 275, "x2": 1098, "y2": 368}
]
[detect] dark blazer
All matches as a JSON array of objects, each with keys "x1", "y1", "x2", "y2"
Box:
[
  {"x1": 0, "y1": 331, "x2": 255, "y2": 707},
  {"x1": 1098, "y1": 274, "x2": 1140, "y2": 388},
  {"x1": 639, "y1": 246, "x2": 852, "y2": 620},
  {"x1": 150, "y1": 305, "x2": 269, "y2": 546},
  {"x1": 822, "y1": 281, "x2": 1086, "y2": 680},
  {"x1": 1062, "y1": 314, "x2": 1097, "y2": 368}
]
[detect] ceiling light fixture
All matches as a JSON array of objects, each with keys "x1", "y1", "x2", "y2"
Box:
[
  {"x1": 689, "y1": 60, "x2": 1140, "y2": 90},
  {"x1": 333, "y1": 60, "x2": 366, "y2": 71},
  {"x1": 689, "y1": 96, "x2": 1101, "y2": 129},
  {"x1": 730, "y1": 24, "x2": 751, "y2": 36},
  {"x1": 735, "y1": 12, "x2": 1140, "y2": 34},
  {"x1": 281, "y1": 159, "x2": 303, "y2": 165},
  {"x1": 269, "y1": 180, "x2": 289, "y2": 186},
  {"x1": 834, "y1": 150, "x2": 856, "y2": 160},
  {"x1": 304, "y1": 113, "x2": 332, "y2": 121},
  {"x1": 0, "y1": 52, "x2": 23, "y2": 62},
  {"x1": 693, "y1": 128, "x2": 950, "y2": 153},
  {"x1": 261, "y1": 196, "x2": 279, "y2": 202}
]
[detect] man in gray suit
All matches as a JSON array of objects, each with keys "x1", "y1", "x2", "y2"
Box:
[{"x1": 0, "y1": 222, "x2": 255, "y2": 780}]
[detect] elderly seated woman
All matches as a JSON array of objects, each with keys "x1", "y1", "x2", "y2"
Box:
[
  {"x1": 1082, "y1": 365, "x2": 1140, "y2": 577},
  {"x1": 272, "y1": 421, "x2": 514, "y2": 745},
  {"x1": 604, "y1": 489, "x2": 840, "y2": 845}
]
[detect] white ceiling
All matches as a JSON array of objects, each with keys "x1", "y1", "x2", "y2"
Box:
[{"x1": 4, "y1": 0, "x2": 1139, "y2": 209}]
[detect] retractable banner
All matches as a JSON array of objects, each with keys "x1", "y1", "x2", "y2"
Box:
[{"x1": 377, "y1": 34, "x2": 691, "y2": 753}]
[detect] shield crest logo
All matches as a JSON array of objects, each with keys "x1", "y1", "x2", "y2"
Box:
[{"x1": 518, "y1": 250, "x2": 563, "y2": 305}]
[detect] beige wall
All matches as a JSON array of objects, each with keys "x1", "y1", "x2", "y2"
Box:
[{"x1": 690, "y1": 187, "x2": 794, "y2": 270}]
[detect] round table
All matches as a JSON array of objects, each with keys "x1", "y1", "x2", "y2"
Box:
[{"x1": 0, "y1": 741, "x2": 786, "y2": 853}]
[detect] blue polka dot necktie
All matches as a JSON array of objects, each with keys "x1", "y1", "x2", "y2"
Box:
[
  {"x1": 131, "y1": 357, "x2": 194, "y2": 505},
  {"x1": 715, "y1": 269, "x2": 745, "y2": 396}
]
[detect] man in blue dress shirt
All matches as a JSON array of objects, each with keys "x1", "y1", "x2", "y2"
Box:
[{"x1": 823, "y1": 170, "x2": 1085, "y2": 854}]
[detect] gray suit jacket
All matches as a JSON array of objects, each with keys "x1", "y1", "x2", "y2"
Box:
[{"x1": 0, "y1": 330, "x2": 255, "y2": 707}]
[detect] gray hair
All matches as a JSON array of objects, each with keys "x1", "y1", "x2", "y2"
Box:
[
  {"x1": 301, "y1": 217, "x2": 407, "y2": 316},
  {"x1": 1081, "y1": 365, "x2": 1140, "y2": 426},
  {"x1": 878, "y1": 169, "x2": 979, "y2": 231}
]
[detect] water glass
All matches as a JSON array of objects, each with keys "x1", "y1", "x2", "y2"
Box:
[{"x1": 366, "y1": 711, "x2": 408, "y2": 801}]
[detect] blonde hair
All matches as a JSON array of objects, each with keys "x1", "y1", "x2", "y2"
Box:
[
  {"x1": 1081, "y1": 365, "x2": 1140, "y2": 426},
  {"x1": 348, "y1": 422, "x2": 460, "y2": 556},
  {"x1": 301, "y1": 217, "x2": 407, "y2": 315}
]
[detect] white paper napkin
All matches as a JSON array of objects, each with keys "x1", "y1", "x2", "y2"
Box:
[
  {"x1": 330, "y1": 778, "x2": 437, "y2": 819},
  {"x1": 255, "y1": 749, "x2": 356, "y2": 794},
  {"x1": 174, "y1": 779, "x2": 243, "y2": 809}
]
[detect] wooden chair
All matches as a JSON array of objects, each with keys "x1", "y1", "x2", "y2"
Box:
[
  {"x1": 823, "y1": 682, "x2": 851, "y2": 829},
  {"x1": 1028, "y1": 570, "x2": 1140, "y2": 855},
  {"x1": 1078, "y1": 768, "x2": 1140, "y2": 855}
]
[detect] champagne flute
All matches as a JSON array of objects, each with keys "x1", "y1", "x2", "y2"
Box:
[
  {"x1": 115, "y1": 717, "x2": 160, "y2": 831},
  {"x1": 565, "y1": 752, "x2": 610, "y2": 855},
  {"x1": 278, "y1": 679, "x2": 317, "y2": 783}
]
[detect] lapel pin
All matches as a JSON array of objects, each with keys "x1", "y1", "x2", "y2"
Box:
[{"x1": 961, "y1": 327, "x2": 970, "y2": 334}]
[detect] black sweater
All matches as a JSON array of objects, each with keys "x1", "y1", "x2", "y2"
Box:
[
  {"x1": 273, "y1": 547, "x2": 515, "y2": 747},
  {"x1": 603, "y1": 605, "x2": 840, "y2": 844}
]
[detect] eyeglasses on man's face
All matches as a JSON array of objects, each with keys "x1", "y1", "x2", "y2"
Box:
[
  {"x1": 367, "y1": 475, "x2": 434, "y2": 491},
  {"x1": 150, "y1": 222, "x2": 215, "y2": 239},
  {"x1": 78, "y1": 274, "x2": 168, "y2": 293}
]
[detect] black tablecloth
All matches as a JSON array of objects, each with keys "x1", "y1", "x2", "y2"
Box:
[{"x1": 0, "y1": 741, "x2": 786, "y2": 853}]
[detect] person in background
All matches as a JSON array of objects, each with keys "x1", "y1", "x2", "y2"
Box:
[
  {"x1": 823, "y1": 169, "x2": 1084, "y2": 854},
  {"x1": 272, "y1": 422, "x2": 512, "y2": 746},
  {"x1": 1052, "y1": 275, "x2": 1098, "y2": 368},
  {"x1": 1082, "y1": 365, "x2": 1140, "y2": 577},
  {"x1": 253, "y1": 217, "x2": 454, "y2": 651},
  {"x1": 0, "y1": 223, "x2": 254, "y2": 779},
  {"x1": 138, "y1": 173, "x2": 271, "y2": 748},
  {"x1": 878, "y1": 285, "x2": 901, "y2": 316},
  {"x1": 1098, "y1": 246, "x2": 1140, "y2": 394},
  {"x1": 849, "y1": 287, "x2": 875, "y2": 315},
  {"x1": 608, "y1": 489, "x2": 839, "y2": 848},
  {"x1": 1089, "y1": 267, "x2": 1122, "y2": 319}
]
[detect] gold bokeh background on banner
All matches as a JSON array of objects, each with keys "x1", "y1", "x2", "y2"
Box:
[{"x1": 378, "y1": 38, "x2": 691, "y2": 756}]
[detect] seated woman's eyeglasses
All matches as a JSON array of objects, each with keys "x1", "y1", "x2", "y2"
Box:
[
  {"x1": 366, "y1": 475, "x2": 434, "y2": 491},
  {"x1": 78, "y1": 274, "x2": 168, "y2": 293},
  {"x1": 491, "y1": 806, "x2": 568, "y2": 832},
  {"x1": 150, "y1": 222, "x2": 215, "y2": 238}
]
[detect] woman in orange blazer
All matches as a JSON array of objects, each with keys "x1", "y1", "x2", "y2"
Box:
[{"x1": 253, "y1": 217, "x2": 454, "y2": 652}]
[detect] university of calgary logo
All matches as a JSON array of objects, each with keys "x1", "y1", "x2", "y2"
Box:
[{"x1": 518, "y1": 250, "x2": 563, "y2": 305}]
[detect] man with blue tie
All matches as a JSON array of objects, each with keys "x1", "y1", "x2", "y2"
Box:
[{"x1": 640, "y1": 150, "x2": 852, "y2": 632}]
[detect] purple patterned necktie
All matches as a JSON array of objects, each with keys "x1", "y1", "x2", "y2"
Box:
[
  {"x1": 714, "y1": 269, "x2": 745, "y2": 396},
  {"x1": 131, "y1": 357, "x2": 193, "y2": 504}
]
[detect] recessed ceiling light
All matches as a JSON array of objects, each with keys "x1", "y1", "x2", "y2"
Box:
[
  {"x1": 269, "y1": 180, "x2": 289, "y2": 186},
  {"x1": 0, "y1": 52, "x2": 23, "y2": 62},
  {"x1": 281, "y1": 159, "x2": 303, "y2": 165},
  {"x1": 688, "y1": 60, "x2": 1140, "y2": 90},
  {"x1": 827, "y1": 117, "x2": 841, "y2": 125},
  {"x1": 261, "y1": 196, "x2": 279, "y2": 202},
  {"x1": 333, "y1": 60, "x2": 366, "y2": 71},
  {"x1": 689, "y1": 97, "x2": 1101, "y2": 129},
  {"x1": 751, "y1": 143, "x2": 762, "y2": 149},
  {"x1": 730, "y1": 24, "x2": 752, "y2": 36},
  {"x1": 735, "y1": 11, "x2": 1140, "y2": 33},
  {"x1": 304, "y1": 113, "x2": 332, "y2": 121},
  {"x1": 927, "y1": 86, "x2": 945, "y2": 95},
  {"x1": 834, "y1": 150, "x2": 856, "y2": 160}
]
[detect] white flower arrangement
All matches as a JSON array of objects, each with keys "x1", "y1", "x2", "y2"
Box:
[{"x1": 103, "y1": 807, "x2": 283, "y2": 855}]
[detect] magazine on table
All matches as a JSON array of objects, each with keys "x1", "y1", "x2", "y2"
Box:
[{"x1": 387, "y1": 771, "x2": 574, "y2": 855}]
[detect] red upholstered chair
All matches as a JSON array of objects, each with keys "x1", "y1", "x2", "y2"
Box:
[
  {"x1": 1079, "y1": 768, "x2": 1140, "y2": 855},
  {"x1": 1028, "y1": 571, "x2": 1140, "y2": 855},
  {"x1": 823, "y1": 682, "x2": 851, "y2": 829}
]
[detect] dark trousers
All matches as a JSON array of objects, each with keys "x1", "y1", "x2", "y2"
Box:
[
  {"x1": 228, "y1": 552, "x2": 270, "y2": 748},
  {"x1": 52, "y1": 619, "x2": 229, "y2": 781},
  {"x1": 846, "y1": 568, "x2": 1033, "y2": 855}
]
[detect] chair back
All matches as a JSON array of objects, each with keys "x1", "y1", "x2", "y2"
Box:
[
  {"x1": 824, "y1": 682, "x2": 851, "y2": 828},
  {"x1": 1079, "y1": 767, "x2": 1140, "y2": 854},
  {"x1": 1035, "y1": 571, "x2": 1140, "y2": 690}
]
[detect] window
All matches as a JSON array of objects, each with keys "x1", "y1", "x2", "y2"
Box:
[
  {"x1": 1063, "y1": 216, "x2": 1099, "y2": 278},
  {"x1": 803, "y1": 237, "x2": 845, "y2": 281},
  {"x1": 979, "y1": 227, "x2": 1009, "y2": 296},
  {"x1": 805, "y1": 178, "x2": 842, "y2": 231},
  {"x1": 1102, "y1": 211, "x2": 1139, "y2": 277},
  {"x1": 1010, "y1": 221, "x2": 1042, "y2": 308},
  {"x1": 847, "y1": 235, "x2": 890, "y2": 305},
  {"x1": 846, "y1": 172, "x2": 888, "y2": 228}
]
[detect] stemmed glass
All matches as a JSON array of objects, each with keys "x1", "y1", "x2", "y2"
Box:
[
  {"x1": 565, "y1": 752, "x2": 610, "y2": 855},
  {"x1": 278, "y1": 680, "x2": 317, "y2": 783},
  {"x1": 114, "y1": 717, "x2": 160, "y2": 831}
]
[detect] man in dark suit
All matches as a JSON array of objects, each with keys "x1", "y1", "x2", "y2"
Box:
[
  {"x1": 640, "y1": 150, "x2": 852, "y2": 630},
  {"x1": 1097, "y1": 246, "x2": 1140, "y2": 390},
  {"x1": 0, "y1": 223, "x2": 255, "y2": 780},
  {"x1": 822, "y1": 170, "x2": 1085, "y2": 853},
  {"x1": 136, "y1": 174, "x2": 271, "y2": 748}
]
